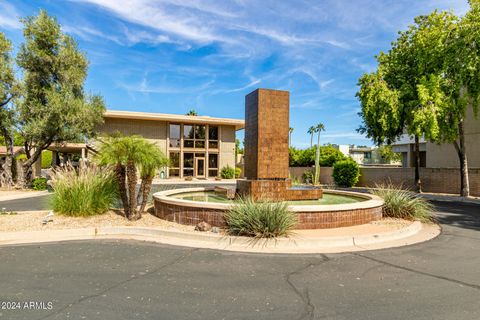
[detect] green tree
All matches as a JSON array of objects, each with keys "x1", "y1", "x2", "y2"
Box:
[
  {"x1": 235, "y1": 138, "x2": 243, "y2": 155},
  {"x1": 434, "y1": 1, "x2": 480, "y2": 197},
  {"x1": 319, "y1": 145, "x2": 347, "y2": 167},
  {"x1": 378, "y1": 145, "x2": 401, "y2": 163},
  {"x1": 357, "y1": 10, "x2": 456, "y2": 192},
  {"x1": 15, "y1": 10, "x2": 105, "y2": 187},
  {"x1": 289, "y1": 146, "x2": 346, "y2": 167},
  {"x1": 186, "y1": 109, "x2": 198, "y2": 116},
  {"x1": 313, "y1": 123, "x2": 325, "y2": 185},
  {"x1": 97, "y1": 134, "x2": 168, "y2": 220},
  {"x1": 0, "y1": 32, "x2": 16, "y2": 187}
]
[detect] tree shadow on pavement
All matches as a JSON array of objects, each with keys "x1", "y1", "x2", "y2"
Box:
[{"x1": 432, "y1": 201, "x2": 480, "y2": 231}]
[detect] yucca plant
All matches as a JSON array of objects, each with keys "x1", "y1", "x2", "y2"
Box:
[
  {"x1": 372, "y1": 184, "x2": 434, "y2": 222},
  {"x1": 225, "y1": 198, "x2": 297, "y2": 238},
  {"x1": 50, "y1": 165, "x2": 118, "y2": 216}
]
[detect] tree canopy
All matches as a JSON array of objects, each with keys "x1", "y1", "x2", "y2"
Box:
[
  {"x1": 12, "y1": 10, "x2": 105, "y2": 185},
  {"x1": 357, "y1": 2, "x2": 480, "y2": 196}
]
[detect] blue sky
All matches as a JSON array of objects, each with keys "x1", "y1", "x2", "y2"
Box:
[{"x1": 0, "y1": 0, "x2": 470, "y2": 148}]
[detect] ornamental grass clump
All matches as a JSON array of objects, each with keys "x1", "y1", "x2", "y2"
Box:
[
  {"x1": 50, "y1": 165, "x2": 118, "y2": 216},
  {"x1": 225, "y1": 198, "x2": 297, "y2": 238},
  {"x1": 372, "y1": 184, "x2": 434, "y2": 222}
]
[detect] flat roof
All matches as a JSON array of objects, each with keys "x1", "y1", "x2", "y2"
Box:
[
  {"x1": 0, "y1": 146, "x2": 25, "y2": 155},
  {"x1": 104, "y1": 110, "x2": 245, "y2": 130},
  {"x1": 47, "y1": 143, "x2": 88, "y2": 153}
]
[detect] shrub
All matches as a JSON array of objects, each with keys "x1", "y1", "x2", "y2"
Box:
[
  {"x1": 289, "y1": 146, "x2": 347, "y2": 167},
  {"x1": 50, "y1": 165, "x2": 118, "y2": 216},
  {"x1": 32, "y1": 177, "x2": 48, "y2": 190},
  {"x1": 332, "y1": 160, "x2": 360, "y2": 187},
  {"x1": 225, "y1": 198, "x2": 297, "y2": 238},
  {"x1": 372, "y1": 184, "x2": 434, "y2": 222},
  {"x1": 302, "y1": 170, "x2": 314, "y2": 184},
  {"x1": 235, "y1": 167, "x2": 242, "y2": 178},
  {"x1": 41, "y1": 150, "x2": 53, "y2": 169},
  {"x1": 220, "y1": 165, "x2": 235, "y2": 179},
  {"x1": 319, "y1": 146, "x2": 347, "y2": 167}
]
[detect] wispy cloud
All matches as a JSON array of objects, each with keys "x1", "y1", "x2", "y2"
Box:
[
  {"x1": 0, "y1": 1, "x2": 21, "y2": 29},
  {"x1": 120, "y1": 76, "x2": 216, "y2": 94},
  {"x1": 6, "y1": 0, "x2": 469, "y2": 146}
]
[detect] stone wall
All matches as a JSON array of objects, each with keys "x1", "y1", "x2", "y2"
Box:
[
  {"x1": 358, "y1": 167, "x2": 480, "y2": 196},
  {"x1": 289, "y1": 167, "x2": 334, "y2": 185},
  {"x1": 290, "y1": 166, "x2": 480, "y2": 196}
]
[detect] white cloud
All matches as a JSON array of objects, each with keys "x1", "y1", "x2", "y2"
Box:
[
  {"x1": 120, "y1": 76, "x2": 216, "y2": 94},
  {"x1": 0, "y1": 1, "x2": 21, "y2": 29}
]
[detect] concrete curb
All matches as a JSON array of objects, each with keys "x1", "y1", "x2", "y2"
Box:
[
  {"x1": 0, "y1": 221, "x2": 438, "y2": 254},
  {"x1": 0, "y1": 190, "x2": 49, "y2": 202},
  {"x1": 418, "y1": 193, "x2": 480, "y2": 205}
]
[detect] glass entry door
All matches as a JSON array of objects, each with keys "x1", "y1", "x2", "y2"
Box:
[{"x1": 195, "y1": 157, "x2": 205, "y2": 178}]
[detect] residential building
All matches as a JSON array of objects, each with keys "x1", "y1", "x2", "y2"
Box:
[
  {"x1": 96, "y1": 110, "x2": 245, "y2": 179},
  {"x1": 392, "y1": 108, "x2": 480, "y2": 168},
  {"x1": 391, "y1": 135, "x2": 427, "y2": 168},
  {"x1": 332, "y1": 144, "x2": 396, "y2": 165},
  {"x1": 0, "y1": 146, "x2": 25, "y2": 164}
]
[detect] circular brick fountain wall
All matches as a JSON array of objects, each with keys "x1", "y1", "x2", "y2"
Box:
[{"x1": 153, "y1": 188, "x2": 383, "y2": 230}]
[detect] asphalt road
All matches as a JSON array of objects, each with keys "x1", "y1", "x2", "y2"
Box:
[{"x1": 0, "y1": 201, "x2": 479, "y2": 320}]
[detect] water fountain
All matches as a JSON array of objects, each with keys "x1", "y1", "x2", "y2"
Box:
[{"x1": 153, "y1": 89, "x2": 383, "y2": 229}]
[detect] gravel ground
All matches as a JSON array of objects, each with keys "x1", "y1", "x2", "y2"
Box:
[
  {"x1": 0, "y1": 208, "x2": 413, "y2": 237},
  {"x1": 0, "y1": 209, "x2": 195, "y2": 232}
]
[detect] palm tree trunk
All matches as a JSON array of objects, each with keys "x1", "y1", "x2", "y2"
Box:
[
  {"x1": 126, "y1": 159, "x2": 138, "y2": 220},
  {"x1": 454, "y1": 120, "x2": 470, "y2": 197},
  {"x1": 414, "y1": 135, "x2": 422, "y2": 193},
  {"x1": 139, "y1": 175, "x2": 154, "y2": 214},
  {"x1": 137, "y1": 178, "x2": 146, "y2": 205},
  {"x1": 114, "y1": 163, "x2": 129, "y2": 216},
  {"x1": 310, "y1": 134, "x2": 313, "y2": 147},
  {"x1": 314, "y1": 132, "x2": 321, "y2": 185}
]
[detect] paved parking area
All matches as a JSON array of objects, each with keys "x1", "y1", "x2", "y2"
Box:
[{"x1": 0, "y1": 201, "x2": 479, "y2": 319}]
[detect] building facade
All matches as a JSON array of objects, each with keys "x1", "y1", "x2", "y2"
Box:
[
  {"x1": 97, "y1": 110, "x2": 244, "y2": 179},
  {"x1": 392, "y1": 108, "x2": 480, "y2": 168}
]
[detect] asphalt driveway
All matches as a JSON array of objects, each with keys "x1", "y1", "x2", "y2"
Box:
[
  {"x1": 0, "y1": 183, "x2": 236, "y2": 212},
  {"x1": 0, "y1": 200, "x2": 479, "y2": 320}
]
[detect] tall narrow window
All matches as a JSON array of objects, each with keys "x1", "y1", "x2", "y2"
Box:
[
  {"x1": 169, "y1": 124, "x2": 180, "y2": 148},
  {"x1": 208, "y1": 126, "x2": 218, "y2": 149},
  {"x1": 195, "y1": 125, "x2": 205, "y2": 148},
  {"x1": 183, "y1": 125, "x2": 194, "y2": 148},
  {"x1": 183, "y1": 153, "x2": 194, "y2": 176},
  {"x1": 208, "y1": 153, "x2": 218, "y2": 177},
  {"x1": 169, "y1": 152, "x2": 180, "y2": 177}
]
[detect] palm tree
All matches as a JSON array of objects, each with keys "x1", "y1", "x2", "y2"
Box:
[
  {"x1": 137, "y1": 145, "x2": 169, "y2": 214},
  {"x1": 97, "y1": 134, "x2": 168, "y2": 220},
  {"x1": 289, "y1": 127, "x2": 294, "y2": 147},
  {"x1": 314, "y1": 123, "x2": 325, "y2": 185},
  {"x1": 307, "y1": 126, "x2": 315, "y2": 147},
  {"x1": 186, "y1": 109, "x2": 198, "y2": 116}
]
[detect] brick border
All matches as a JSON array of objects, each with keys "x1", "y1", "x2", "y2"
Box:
[{"x1": 153, "y1": 188, "x2": 384, "y2": 229}]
